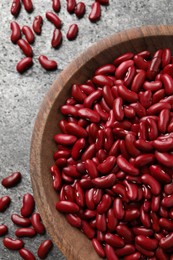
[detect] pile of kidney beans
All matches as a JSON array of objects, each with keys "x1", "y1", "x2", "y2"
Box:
[
  {"x1": 51, "y1": 48, "x2": 173, "y2": 259},
  {"x1": 0, "y1": 172, "x2": 53, "y2": 259},
  {"x1": 10, "y1": 0, "x2": 109, "y2": 73}
]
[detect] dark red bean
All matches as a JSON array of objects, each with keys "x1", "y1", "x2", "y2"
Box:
[
  {"x1": 3, "y1": 237, "x2": 24, "y2": 250},
  {"x1": 67, "y1": 0, "x2": 76, "y2": 13},
  {"x1": 132, "y1": 226, "x2": 153, "y2": 236},
  {"x1": 141, "y1": 174, "x2": 161, "y2": 195},
  {"x1": 82, "y1": 220, "x2": 95, "y2": 239},
  {"x1": 56, "y1": 201, "x2": 79, "y2": 213},
  {"x1": 17, "y1": 39, "x2": 33, "y2": 57},
  {"x1": 116, "y1": 224, "x2": 134, "y2": 243},
  {"x1": 75, "y1": 2, "x2": 86, "y2": 18},
  {"x1": 163, "y1": 64, "x2": 173, "y2": 77},
  {"x1": 17, "y1": 57, "x2": 33, "y2": 74},
  {"x1": 131, "y1": 70, "x2": 146, "y2": 92},
  {"x1": 51, "y1": 28, "x2": 62, "y2": 48},
  {"x1": 146, "y1": 57, "x2": 161, "y2": 80},
  {"x1": 92, "y1": 174, "x2": 116, "y2": 189},
  {"x1": 22, "y1": 26, "x2": 35, "y2": 44},
  {"x1": 161, "y1": 73, "x2": 173, "y2": 95},
  {"x1": 67, "y1": 24, "x2": 78, "y2": 40},
  {"x1": 97, "y1": 156, "x2": 116, "y2": 175},
  {"x1": 162, "y1": 194, "x2": 173, "y2": 207},
  {"x1": 115, "y1": 60, "x2": 134, "y2": 79},
  {"x1": 37, "y1": 240, "x2": 53, "y2": 259},
  {"x1": 10, "y1": 21, "x2": 21, "y2": 43},
  {"x1": 135, "y1": 235, "x2": 158, "y2": 250},
  {"x1": 117, "y1": 155, "x2": 139, "y2": 176},
  {"x1": 105, "y1": 233, "x2": 124, "y2": 248},
  {"x1": 46, "y1": 12, "x2": 61, "y2": 28},
  {"x1": 95, "y1": 64, "x2": 115, "y2": 75},
  {"x1": 134, "y1": 55, "x2": 149, "y2": 70},
  {"x1": 31, "y1": 213, "x2": 45, "y2": 234},
  {"x1": 135, "y1": 243, "x2": 154, "y2": 257},
  {"x1": 159, "y1": 218, "x2": 173, "y2": 231},
  {"x1": 0, "y1": 196, "x2": 11, "y2": 212},
  {"x1": 15, "y1": 228, "x2": 36, "y2": 237},
  {"x1": 97, "y1": 194, "x2": 112, "y2": 214},
  {"x1": 152, "y1": 89, "x2": 165, "y2": 104},
  {"x1": 124, "y1": 209, "x2": 140, "y2": 221},
  {"x1": 0, "y1": 225, "x2": 8, "y2": 236},
  {"x1": 78, "y1": 108, "x2": 100, "y2": 123},
  {"x1": 143, "y1": 80, "x2": 162, "y2": 92},
  {"x1": 2, "y1": 171, "x2": 21, "y2": 188},
  {"x1": 22, "y1": 0, "x2": 33, "y2": 13},
  {"x1": 32, "y1": 16, "x2": 43, "y2": 35},
  {"x1": 113, "y1": 198, "x2": 124, "y2": 220},
  {"x1": 11, "y1": 214, "x2": 31, "y2": 227},
  {"x1": 97, "y1": 0, "x2": 109, "y2": 4},
  {"x1": 93, "y1": 75, "x2": 114, "y2": 87},
  {"x1": 114, "y1": 53, "x2": 133, "y2": 66},
  {"x1": 92, "y1": 239, "x2": 105, "y2": 258},
  {"x1": 159, "y1": 233, "x2": 173, "y2": 249},
  {"x1": 66, "y1": 214, "x2": 81, "y2": 228},
  {"x1": 21, "y1": 193, "x2": 35, "y2": 217},
  {"x1": 89, "y1": 2, "x2": 101, "y2": 22},
  {"x1": 118, "y1": 85, "x2": 138, "y2": 103},
  {"x1": 11, "y1": 0, "x2": 21, "y2": 16},
  {"x1": 155, "y1": 151, "x2": 173, "y2": 167},
  {"x1": 124, "y1": 66, "x2": 136, "y2": 87},
  {"x1": 19, "y1": 248, "x2": 36, "y2": 260},
  {"x1": 105, "y1": 244, "x2": 118, "y2": 260},
  {"x1": 96, "y1": 213, "x2": 106, "y2": 231},
  {"x1": 39, "y1": 55, "x2": 57, "y2": 71},
  {"x1": 134, "y1": 154, "x2": 155, "y2": 167},
  {"x1": 52, "y1": 0, "x2": 61, "y2": 12},
  {"x1": 113, "y1": 97, "x2": 124, "y2": 121}
]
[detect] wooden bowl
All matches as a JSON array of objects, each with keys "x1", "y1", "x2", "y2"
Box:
[{"x1": 30, "y1": 25, "x2": 173, "y2": 260}]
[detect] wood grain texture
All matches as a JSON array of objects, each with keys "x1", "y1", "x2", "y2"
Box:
[{"x1": 30, "y1": 25, "x2": 173, "y2": 260}]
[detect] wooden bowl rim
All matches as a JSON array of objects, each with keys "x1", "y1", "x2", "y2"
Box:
[{"x1": 30, "y1": 25, "x2": 173, "y2": 259}]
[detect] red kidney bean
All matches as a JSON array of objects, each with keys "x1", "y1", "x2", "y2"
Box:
[
  {"x1": 84, "y1": 209, "x2": 96, "y2": 218},
  {"x1": 134, "y1": 55, "x2": 149, "y2": 70},
  {"x1": 32, "y1": 16, "x2": 43, "y2": 35},
  {"x1": 66, "y1": 214, "x2": 81, "y2": 228},
  {"x1": 85, "y1": 159, "x2": 98, "y2": 179},
  {"x1": 66, "y1": 122, "x2": 87, "y2": 137},
  {"x1": 161, "y1": 73, "x2": 173, "y2": 95},
  {"x1": 93, "y1": 75, "x2": 114, "y2": 87},
  {"x1": 135, "y1": 243, "x2": 154, "y2": 257},
  {"x1": 160, "y1": 232, "x2": 173, "y2": 249},
  {"x1": 50, "y1": 165, "x2": 62, "y2": 190},
  {"x1": 124, "y1": 106, "x2": 135, "y2": 118},
  {"x1": 22, "y1": 26, "x2": 35, "y2": 44},
  {"x1": 114, "y1": 53, "x2": 133, "y2": 67},
  {"x1": 71, "y1": 138, "x2": 85, "y2": 160},
  {"x1": 96, "y1": 213, "x2": 106, "y2": 232},
  {"x1": 156, "y1": 247, "x2": 169, "y2": 260},
  {"x1": 61, "y1": 105, "x2": 78, "y2": 117},
  {"x1": 0, "y1": 225, "x2": 8, "y2": 236},
  {"x1": 21, "y1": 193, "x2": 35, "y2": 217},
  {"x1": 131, "y1": 70, "x2": 146, "y2": 92},
  {"x1": 63, "y1": 165, "x2": 80, "y2": 178},
  {"x1": 162, "y1": 48, "x2": 171, "y2": 67},
  {"x1": 151, "y1": 196, "x2": 160, "y2": 212},
  {"x1": 39, "y1": 55, "x2": 57, "y2": 71},
  {"x1": 22, "y1": 0, "x2": 33, "y2": 13},
  {"x1": 63, "y1": 185, "x2": 76, "y2": 201},
  {"x1": 146, "y1": 55, "x2": 161, "y2": 80},
  {"x1": 158, "y1": 108, "x2": 170, "y2": 133},
  {"x1": 162, "y1": 194, "x2": 173, "y2": 207},
  {"x1": 147, "y1": 101, "x2": 171, "y2": 115},
  {"x1": 97, "y1": 156, "x2": 116, "y2": 175},
  {"x1": 15, "y1": 228, "x2": 36, "y2": 237},
  {"x1": 1, "y1": 171, "x2": 21, "y2": 188},
  {"x1": 19, "y1": 248, "x2": 35, "y2": 260},
  {"x1": 10, "y1": 21, "x2": 21, "y2": 44},
  {"x1": 138, "y1": 50, "x2": 150, "y2": 58},
  {"x1": 116, "y1": 224, "x2": 134, "y2": 243},
  {"x1": 92, "y1": 238, "x2": 105, "y2": 258},
  {"x1": 17, "y1": 39, "x2": 33, "y2": 57},
  {"x1": 93, "y1": 189, "x2": 103, "y2": 205},
  {"x1": 112, "y1": 183, "x2": 129, "y2": 202},
  {"x1": 74, "y1": 182, "x2": 85, "y2": 207},
  {"x1": 123, "y1": 180, "x2": 138, "y2": 201},
  {"x1": 114, "y1": 244, "x2": 136, "y2": 257},
  {"x1": 78, "y1": 108, "x2": 100, "y2": 123},
  {"x1": 95, "y1": 64, "x2": 115, "y2": 75},
  {"x1": 3, "y1": 237, "x2": 24, "y2": 250},
  {"x1": 97, "y1": 194, "x2": 112, "y2": 214},
  {"x1": 135, "y1": 140, "x2": 153, "y2": 152},
  {"x1": 125, "y1": 133, "x2": 140, "y2": 157},
  {"x1": 107, "y1": 208, "x2": 118, "y2": 231},
  {"x1": 52, "y1": 0, "x2": 61, "y2": 12},
  {"x1": 163, "y1": 63, "x2": 173, "y2": 77},
  {"x1": 159, "y1": 218, "x2": 173, "y2": 231},
  {"x1": 118, "y1": 85, "x2": 138, "y2": 103},
  {"x1": 153, "y1": 137, "x2": 173, "y2": 153},
  {"x1": 46, "y1": 11, "x2": 61, "y2": 28},
  {"x1": 124, "y1": 252, "x2": 141, "y2": 260},
  {"x1": 124, "y1": 66, "x2": 136, "y2": 87},
  {"x1": 134, "y1": 154, "x2": 155, "y2": 167},
  {"x1": 117, "y1": 155, "x2": 139, "y2": 176},
  {"x1": 11, "y1": 0, "x2": 21, "y2": 16},
  {"x1": 113, "y1": 97, "x2": 124, "y2": 121},
  {"x1": 164, "y1": 182, "x2": 173, "y2": 195},
  {"x1": 152, "y1": 89, "x2": 165, "y2": 104},
  {"x1": 0, "y1": 196, "x2": 11, "y2": 212},
  {"x1": 54, "y1": 134, "x2": 77, "y2": 145},
  {"x1": 67, "y1": 0, "x2": 76, "y2": 13},
  {"x1": 97, "y1": 0, "x2": 109, "y2": 4},
  {"x1": 75, "y1": 2, "x2": 86, "y2": 18},
  {"x1": 37, "y1": 240, "x2": 53, "y2": 259},
  {"x1": 132, "y1": 226, "x2": 153, "y2": 236},
  {"x1": 82, "y1": 220, "x2": 95, "y2": 239},
  {"x1": 143, "y1": 80, "x2": 162, "y2": 92},
  {"x1": 140, "y1": 208, "x2": 151, "y2": 228},
  {"x1": 56, "y1": 201, "x2": 79, "y2": 213},
  {"x1": 17, "y1": 57, "x2": 33, "y2": 73},
  {"x1": 89, "y1": 2, "x2": 101, "y2": 22},
  {"x1": 92, "y1": 174, "x2": 116, "y2": 188},
  {"x1": 85, "y1": 189, "x2": 95, "y2": 210},
  {"x1": 141, "y1": 174, "x2": 161, "y2": 195},
  {"x1": 115, "y1": 60, "x2": 134, "y2": 79},
  {"x1": 155, "y1": 151, "x2": 173, "y2": 167},
  {"x1": 31, "y1": 213, "x2": 45, "y2": 234},
  {"x1": 105, "y1": 233, "x2": 124, "y2": 248},
  {"x1": 135, "y1": 235, "x2": 158, "y2": 250},
  {"x1": 51, "y1": 28, "x2": 62, "y2": 48},
  {"x1": 11, "y1": 214, "x2": 31, "y2": 227},
  {"x1": 67, "y1": 24, "x2": 78, "y2": 40},
  {"x1": 79, "y1": 84, "x2": 94, "y2": 95},
  {"x1": 113, "y1": 198, "x2": 124, "y2": 220},
  {"x1": 84, "y1": 89, "x2": 102, "y2": 108}
]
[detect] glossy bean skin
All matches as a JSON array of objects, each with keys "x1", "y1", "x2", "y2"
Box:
[
  {"x1": 92, "y1": 174, "x2": 116, "y2": 188},
  {"x1": 97, "y1": 156, "x2": 116, "y2": 175},
  {"x1": 159, "y1": 233, "x2": 173, "y2": 249},
  {"x1": 82, "y1": 220, "x2": 95, "y2": 239},
  {"x1": 11, "y1": 0, "x2": 21, "y2": 16},
  {"x1": 135, "y1": 235, "x2": 158, "y2": 250},
  {"x1": 89, "y1": 2, "x2": 101, "y2": 22},
  {"x1": 75, "y1": 2, "x2": 86, "y2": 18},
  {"x1": 22, "y1": 26, "x2": 35, "y2": 44},
  {"x1": 10, "y1": 21, "x2": 21, "y2": 43},
  {"x1": 11, "y1": 214, "x2": 31, "y2": 227},
  {"x1": 1, "y1": 171, "x2": 21, "y2": 188},
  {"x1": 52, "y1": 0, "x2": 61, "y2": 12},
  {"x1": 15, "y1": 228, "x2": 36, "y2": 238},
  {"x1": 155, "y1": 151, "x2": 173, "y2": 167},
  {"x1": 141, "y1": 174, "x2": 161, "y2": 195},
  {"x1": 22, "y1": 0, "x2": 33, "y2": 13},
  {"x1": 118, "y1": 85, "x2": 138, "y2": 103},
  {"x1": 37, "y1": 240, "x2": 53, "y2": 259},
  {"x1": 19, "y1": 248, "x2": 36, "y2": 260},
  {"x1": 51, "y1": 28, "x2": 62, "y2": 48},
  {"x1": 92, "y1": 239, "x2": 105, "y2": 258},
  {"x1": 117, "y1": 155, "x2": 139, "y2": 175},
  {"x1": 161, "y1": 194, "x2": 173, "y2": 207},
  {"x1": 32, "y1": 15, "x2": 43, "y2": 35},
  {"x1": 0, "y1": 225, "x2": 8, "y2": 236},
  {"x1": 16, "y1": 57, "x2": 33, "y2": 73},
  {"x1": 66, "y1": 214, "x2": 82, "y2": 228},
  {"x1": 31, "y1": 213, "x2": 45, "y2": 234},
  {"x1": 105, "y1": 244, "x2": 118, "y2": 260},
  {"x1": 3, "y1": 237, "x2": 24, "y2": 250},
  {"x1": 56, "y1": 201, "x2": 79, "y2": 213},
  {"x1": 67, "y1": 24, "x2": 78, "y2": 40},
  {"x1": 39, "y1": 55, "x2": 57, "y2": 71},
  {"x1": 46, "y1": 11, "x2": 61, "y2": 28},
  {"x1": 0, "y1": 196, "x2": 11, "y2": 212},
  {"x1": 67, "y1": 0, "x2": 76, "y2": 13},
  {"x1": 105, "y1": 233, "x2": 124, "y2": 248},
  {"x1": 21, "y1": 193, "x2": 35, "y2": 217},
  {"x1": 17, "y1": 39, "x2": 33, "y2": 57}
]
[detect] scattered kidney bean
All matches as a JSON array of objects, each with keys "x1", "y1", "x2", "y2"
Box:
[
  {"x1": 0, "y1": 196, "x2": 11, "y2": 212},
  {"x1": 32, "y1": 15, "x2": 43, "y2": 35},
  {"x1": 89, "y1": 2, "x2": 101, "y2": 22},
  {"x1": 16, "y1": 57, "x2": 33, "y2": 73},
  {"x1": 51, "y1": 28, "x2": 62, "y2": 48},
  {"x1": 15, "y1": 228, "x2": 36, "y2": 237},
  {"x1": 11, "y1": 0, "x2": 21, "y2": 16},
  {"x1": 22, "y1": 0, "x2": 33, "y2": 13},
  {"x1": 2, "y1": 171, "x2": 21, "y2": 188},
  {"x1": 10, "y1": 21, "x2": 21, "y2": 45},
  {"x1": 39, "y1": 55, "x2": 57, "y2": 71},
  {"x1": 22, "y1": 26, "x2": 35, "y2": 44},
  {"x1": 3, "y1": 237, "x2": 24, "y2": 250},
  {"x1": 0, "y1": 225, "x2": 8, "y2": 236},
  {"x1": 31, "y1": 213, "x2": 45, "y2": 234},
  {"x1": 66, "y1": 24, "x2": 78, "y2": 40},
  {"x1": 19, "y1": 248, "x2": 36, "y2": 260},
  {"x1": 11, "y1": 214, "x2": 31, "y2": 227},
  {"x1": 17, "y1": 39, "x2": 33, "y2": 57},
  {"x1": 67, "y1": 0, "x2": 76, "y2": 13},
  {"x1": 75, "y1": 2, "x2": 86, "y2": 18},
  {"x1": 46, "y1": 11, "x2": 61, "y2": 28},
  {"x1": 37, "y1": 240, "x2": 53, "y2": 259},
  {"x1": 21, "y1": 193, "x2": 35, "y2": 217},
  {"x1": 52, "y1": 0, "x2": 61, "y2": 12}
]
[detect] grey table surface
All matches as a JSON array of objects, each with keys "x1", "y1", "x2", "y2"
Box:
[{"x1": 0, "y1": 0, "x2": 173, "y2": 259}]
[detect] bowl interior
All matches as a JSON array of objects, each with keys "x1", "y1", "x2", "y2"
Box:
[{"x1": 30, "y1": 25, "x2": 173, "y2": 260}]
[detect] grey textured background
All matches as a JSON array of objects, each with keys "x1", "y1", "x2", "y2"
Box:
[{"x1": 0, "y1": 0, "x2": 172, "y2": 259}]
